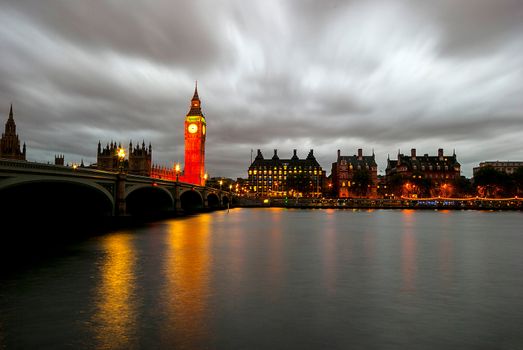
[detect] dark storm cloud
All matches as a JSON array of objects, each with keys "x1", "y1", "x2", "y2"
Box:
[{"x1": 0, "y1": 0, "x2": 522, "y2": 178}]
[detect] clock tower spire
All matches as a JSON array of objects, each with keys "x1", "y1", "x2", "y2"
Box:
[{"x1": 181, "y1": 82, "x2": 207, "y2": 186}]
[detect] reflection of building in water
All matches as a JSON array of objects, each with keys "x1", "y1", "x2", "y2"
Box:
[
  {"x1": 92, "y1": 234, "x2": 137, "y2": 349},
  {"x1": 163, "y1": 216, "x2": 211, "y2": 348},
  {"x1": 401, "y1": 210, "x2": 417, "y2": 293}
]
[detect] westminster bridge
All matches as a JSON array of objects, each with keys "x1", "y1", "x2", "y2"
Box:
[{"x1": 0, "y1": 159, "x2": 233, "y2": 218}]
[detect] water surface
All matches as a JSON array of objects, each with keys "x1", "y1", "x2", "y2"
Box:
[{"x1": 1, "y1": 209, "x2": 522, "y2": 349}]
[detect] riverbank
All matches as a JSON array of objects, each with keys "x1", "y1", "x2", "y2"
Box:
[{"x1": 236, "y1": 197, "x2": 523, "y2": 210}]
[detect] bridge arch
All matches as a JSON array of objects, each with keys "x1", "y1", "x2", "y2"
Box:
[
  {"x1": 222, "y1": 195, "x2": 230, "y2": 207},
  {"x1": 125, "y1": 185, "x2": 174, "y2": 217},
  {"x1": 207, "y1": 193, "x2": 220, "y2": 208},
  {"x1": 0, "y1": 177, "x2": 114, "y2": 217},
  {"x1": 180, "y1": 189, "x2": 204, "y2": 212}
]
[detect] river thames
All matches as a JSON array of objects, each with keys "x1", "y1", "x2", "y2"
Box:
[{"x1": 1, "y1": 208, "x2": 522, "y2": 349}]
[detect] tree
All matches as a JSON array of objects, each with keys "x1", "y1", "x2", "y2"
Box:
[
  {"x1": 351, "y1": 170, "x2": 371, "y2": 197},
  {"x1": 511, "y1": 167, "x2": 523, "y2": 197},
  {"x1": 286, "y1": 173, "x2": 314, "y2": 197},
  {"x1": 387, "y1": 174, "x2": 405, "y2": 197},
  {"x1": 473, "y1": 166, "x2": 512, "y2": 198},
  {"x1": 453, "y1": 176, "x2": 473, "y2": 197}
]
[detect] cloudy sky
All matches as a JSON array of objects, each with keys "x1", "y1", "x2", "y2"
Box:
[{"x1": 1, "y1": 0, "x2": 522, "y2": 179}]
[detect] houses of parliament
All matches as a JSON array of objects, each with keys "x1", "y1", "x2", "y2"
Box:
[{"x1": 1, "y1": 84, "x2": 208, "y2": 187}]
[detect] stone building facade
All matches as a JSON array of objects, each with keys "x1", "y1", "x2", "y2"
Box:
[
  {"x1": 0, "y1": 104, "x2": 26, "y2": 160},
  {"x1": 331, "y1": 148, "x2": 378, "y2": 198}
]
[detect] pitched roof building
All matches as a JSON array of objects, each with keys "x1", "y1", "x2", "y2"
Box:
[
  {"x1": 386, "y1": 148, "x2": 460, "y2": 180},
  {"x1": 248, "y1": 149, "x2": 325, "y2": 197},
  {"x1": 331, "y1": 148, "x2": 378, "y2": 198}
]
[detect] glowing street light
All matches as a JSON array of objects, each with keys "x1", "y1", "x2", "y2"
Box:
[
  {"x1": 219, "y1": 180, "x2": 223, "y2": 190},
  {"x1": 175, "y1": 163, "x2": 180, "y2": 182},
  {"x1": 117, "y1": 147, "x2": 125, "y2": 172}
]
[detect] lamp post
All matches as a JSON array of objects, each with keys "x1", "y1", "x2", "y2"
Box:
[
  {"x1": 203, "y1": 173, "x2": 208, "y2": 186},
  {"x1": 116, "y1": 147, "x2": 126, "y2": 216},
  {"x1": 219, "y1": 180, "x2": 223, "y2": 190},
  {"x1": 175, "y1": 163, "x2": 180, "y2": 182},
  {"x1": 117, "y1": 147, "x2": 126, "y2": 172}
]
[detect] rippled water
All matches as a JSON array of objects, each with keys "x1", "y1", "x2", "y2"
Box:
[{"x1": 1, "y1": 208, "x2": 523, "y2": 349}]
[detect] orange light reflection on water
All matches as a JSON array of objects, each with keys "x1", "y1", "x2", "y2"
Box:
[
  {"x1": 401, "y1": 211, "x2": 417, "y2": 293},
  {"x1": 163, "y1": 215, "x2": 211, "y2": 347},
  {"x1": 92, "y1": 233, "x2": 137, "y2": 349}
]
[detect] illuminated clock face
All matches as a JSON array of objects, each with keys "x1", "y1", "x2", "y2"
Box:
[
  {"x1": 188, "y1": 123, "x2": 198, "y2": 134},
  {"x1": 202, "y1": 125, "x2": 206, "y2": 135}
]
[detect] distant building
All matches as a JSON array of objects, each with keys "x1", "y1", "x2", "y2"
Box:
[
  {"x1": 331, "y1": 148, "x2": 378, "y2": 198},
  {"x1": 96, "y1": 140, "x2": 152, "y2": 176},
  {"x1": 55, "y1": 154, "x2": 65, "y2": 166},
  {"x1": 248, "y1": 149, "x2": 325, "y2": 197},
  {"x1": 386, "y1": 148, "x2": 461, "y2": 197},
  {"x1": 128, "y1": 140, "x2": 152, "y2": 176},
  {"x1": 0, "y1": 104, "x2": 26, "y2": 160},
  {"x1": 473, "y1": 161, "x2": 523, "y2": 176},
  {"x1": 386, "y1": 148, "x2": 460, "y2": 180}
]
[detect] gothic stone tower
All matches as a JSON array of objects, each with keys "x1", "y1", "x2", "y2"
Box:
[
  {"x1": 0, "y1": 104, "x2": 26, "y2": 160},
  {"x1": 182, "y1": 83, "x2": 206, "y2": 186}
]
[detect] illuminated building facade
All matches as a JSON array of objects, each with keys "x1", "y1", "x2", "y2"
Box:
[
  {"x1": 180, "y1": 83, "x2": 206, "y2": 186},
  {"x1": 0, "y1": 104, "x2": 26, "y2": 160},
  {"x1": 385, "y1": 148, "x2": 461, "y2": 197},
  {"x1": 331, "y1": 149, "x2": 378, "y2": 198},
  {"x1": 247, "y1": 149, "x2": 325, "y2": 197}
]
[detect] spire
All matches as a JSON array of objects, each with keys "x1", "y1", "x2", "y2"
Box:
[
  {"x1": 192, "y1": 80, "x2": 199, "y2": 101},
  {"x1": 4, "y1": 103, "x2": 17, "y2": 134},
  {"x1": 187, "y1": 81, "x2": 203, "y2": 116}
]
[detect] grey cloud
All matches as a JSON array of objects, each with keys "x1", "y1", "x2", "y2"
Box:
[{"x1": 1, "y1": 0, "x2": 522, "y2": 179}]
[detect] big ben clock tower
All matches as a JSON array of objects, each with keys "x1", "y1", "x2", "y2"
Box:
[{"x1": 182, "y1": 82, "x2": 206, "y2": 186}]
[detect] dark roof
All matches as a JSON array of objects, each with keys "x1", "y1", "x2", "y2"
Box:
[
  {"x1": 337, "y1": 155, "x2": 377, "y2": 168},
  {"x1": 250, "y1": 149, "x2": 322, "y2": 168},
  {"x1": 387, "y1": 153, "x2": 460, "y2": 172}
]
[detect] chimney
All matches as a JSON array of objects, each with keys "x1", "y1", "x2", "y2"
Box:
[
  {"x1": 411, "y1": 148, "x2": 416, "y2": 160},
  {"x1": 438, "y1": 148, "x2": 444, "y2": 160},
  {"x1": 274, "y1": 149, "x2": 277, "y2": 157},
  {"x1": 337, "y1": 149, "x2": 341, "y2": 158},
  {"x1": 293, "y1": 149, "x2": 297, "y2": 157},
  {"x1": 358, "y1": 148, "x2": 363, "y2": 160}
]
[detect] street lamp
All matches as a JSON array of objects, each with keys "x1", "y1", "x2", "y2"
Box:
[
  {"x1": 175, "y1": 163, "x2": 180, "y2": 182},
  {"x1": 229, "y1": 184, "x2": 232, "y2": 192},
  {"x1": 219, "y1": 180, "x2": 223, "y2": 190},
  {"x1": 117, "y1": 147, "x2": 125, "y2": 172},
  {"x1": 203, "y1": 173, "x2": 208, "y2": 185}
]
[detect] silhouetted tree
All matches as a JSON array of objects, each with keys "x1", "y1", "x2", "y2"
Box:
[
  {"x1": 473, "y1": 166, "x2": 512, "y2": 197},
  {"x1": 453, "y1": 176, "x2": 473, "y2": 197},
  {"x1": 286, "y1": 173, "x2": 314, "y2": 197},
  {"x1": 352, "y1": 170, "x2": 371, "y2": 197},
  {"x1": 387, "y1": 174, "x2": 405, "y2": 197}
]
